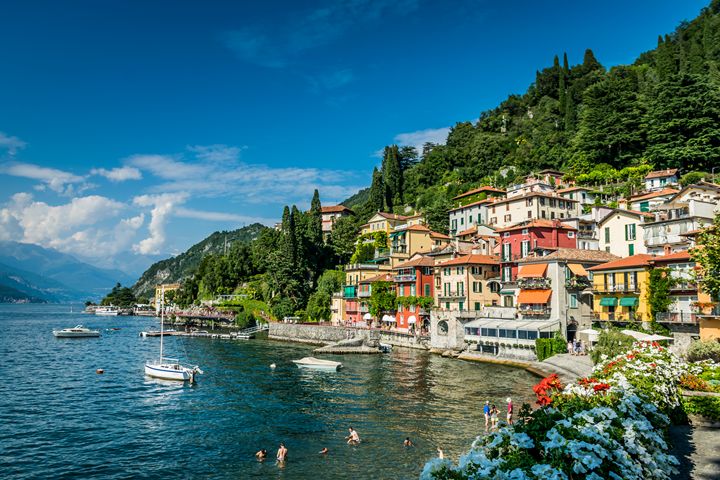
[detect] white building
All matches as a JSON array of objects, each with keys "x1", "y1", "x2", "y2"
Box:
[
  {"x1": 448, "y1": 199, "x2": 493, "y2": 236},
  {"x1": 644, "y1": 169, "x2": 679, "y2": 192},
  {"x1": 557, "y1": 186, "x2": 599, "y2": 209},
  {"x1": 623, "y1": 188, "x2": 678, "y2": 213},
  {"x1": 598, "y1": 209, "x2": 654, "y2": 257},
  {"x1": 487, "y1": 193, "x2": 579, "y2": 229}
]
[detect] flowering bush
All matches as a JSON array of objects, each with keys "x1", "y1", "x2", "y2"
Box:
[{"x1": 421, "y1": 342, "x2": 691, "y2": 480}]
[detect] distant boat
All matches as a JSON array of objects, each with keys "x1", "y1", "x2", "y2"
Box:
[
  {"x1": 144, "y1": 286, "x2": 202, "y2": 382},
  {"x1": 292, "y1": 357, "x2": 343, "y2": 371},
  {"x1": 53, "y1": 325, "x2": 101, "y2": 338},
  {"x1": 95, "y1": 306, "x2": 119, "y2": 316}
]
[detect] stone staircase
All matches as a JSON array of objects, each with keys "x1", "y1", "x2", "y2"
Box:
[{"x1": 533, "y1": 354, "x2": 593, "y2": 384}]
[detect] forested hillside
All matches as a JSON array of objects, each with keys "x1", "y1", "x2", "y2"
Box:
[
  {"x1": 350, "y1": 0, "x2": 720, "y2": 232},
  {"x1": 132, "y1": 223, "x2": 267, "y2": 299}
]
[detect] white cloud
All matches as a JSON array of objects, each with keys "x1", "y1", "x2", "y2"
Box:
[
  {"x1": 132, "y1": 192, "x2": 188, "y2": 255},
  {"x1": 393, "y1": 126, "x2": 450, "y2": 152},
  {"x1": 0, "y1": 161, "x2": 86, "y2": 194},
  {"x1": 128, "y1": 154, "x2": 205, "y2": 181},
  {"x1": 0, "y1": 132, "x2": 26, "y2": 155},
  {"x1": 0, "y1": 193, "x2": 139, "y2": 257},
  {"x1": 91, "y1": 166, "x2": 142, "y2": 182},
  {"x1": 187, "y1": 144, "x2": 244, "y2": 164}
]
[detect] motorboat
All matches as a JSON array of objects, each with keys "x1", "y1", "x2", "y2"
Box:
[
  {"x1": 292, "y1": 357, "x2": 343, "y2": 371},
  {"x1": 95, "y1": 306, "x2": 119, "y2": 316},
  {"x1": 144, "y1": 357, "x2": 203, "y2": 382},
  {"x1": 144, "y1": 285, "x2": 203, "y2": 382},
  {"x1": 53, "y1": 325, "x2": 101, "y2": 338}
]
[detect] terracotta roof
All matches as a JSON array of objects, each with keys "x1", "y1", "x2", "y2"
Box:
[
  {"x1": 403, "y1": 224, "x2": 430, "y2": 232},
  {"x1": 518, "y1": 289, "x2": 552, "y2": 304},
  {"x1": 523, "y1": 248, "x2": 619, "y2": 264},
  {"x1": 376, "y1": 212, "x2": 409, "y2": 221},
  {"x1": 456, "y1": 226, "x2": 478, "y2": 237},
  {"x1": 495, "y1": 219, "x2": 577, "y2": 232},
  {"x1": 358, "y1": 273, "x2": 394, "y2": 284},
  {"x1": 587, "y1": 254, "x2": 656, "y2": 271},
  {"x1": 645, "y1": 169, "x2": 678, "y2": 180},
  {"x1": 453, "y1": 185, "x2": 506, "y2": 200},
  {"x1": 630, "y1": 188, "x2": 679, "y2": 202},
  {"x1": 557, "y1": 186, "x2": 592, "y2": 194},
  {"x1": 448, "y1": 198, "x2": 496, "y2": 212},
  {"x1": 598, "y1": 209, "x2": 654, "y2": 225},
  {"x1": 653, "y1": 251, "x2": 692, "y2": 263},
  {"x1": 430, "y1": 231, "x2": 451, "y2": 240},
  {"x1": 438, "y1": 254, "x2": 499, "y2": 266},
  {"x1": 393, "y1": 256, "x2": 436, "y2": 270},
  {"x1": 321, "y1": 205, "x2": 353, "y2": 214}
]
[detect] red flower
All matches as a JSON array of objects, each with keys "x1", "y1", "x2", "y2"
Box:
[
  {"x1": 533, "y1": 374, "x2": 564, "y2": 406},
  {"x1": 592, "y1": 383, "x2": 611, "y2": 393}
]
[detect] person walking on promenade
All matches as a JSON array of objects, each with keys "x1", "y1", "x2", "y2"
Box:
[
  {"x1": 483, "y1": 400, "x2": 491, "y2": 429},
  {"x1": 506, "y1": 397, "x2": 514, "y2": 425}
]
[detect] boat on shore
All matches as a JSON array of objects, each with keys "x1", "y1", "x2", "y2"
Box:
[
  {"x1": 95, "y1": 306, "x2": 119, "y2": 316},
  {"x1": 53, "y1": 325, "x2": 101, "y2": 338},
  {"x1": 292, "y1": 357, "x2": 343, "y2": 371}
]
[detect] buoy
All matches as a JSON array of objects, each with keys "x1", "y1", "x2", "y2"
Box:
[
  {"x1": 96, "y1": 369, "x2": 104, "y2": 374},
  {"x1": 270, "y1": 363, "x2": 276, "y2": 369}
]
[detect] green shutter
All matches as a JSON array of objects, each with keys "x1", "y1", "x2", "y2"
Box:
[
  {"x1": 605, "y1": 227, "x2": 610, "y2": 243},
  {"x1": 599, "y1": 297, "x2": 618, "y2": 307},
  {"x1": 624, "y1": 225, "x2": 628, "y2": 241},
  {"x1": 629, "y1": 244, "x2": 634, "y2": 256}
]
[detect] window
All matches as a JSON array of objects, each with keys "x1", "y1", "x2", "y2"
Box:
[
  {"x1": 474, "y1": 302, "x2": 481, "y2": 311},
  {"x1": 550, "y1": 199, "x2": 556, "y2": 207},
  {"x1": 445, "y1": 302, "x2": 450, "y2": 310},
  {"x1": 471, "y1": 266, "x2": 481, "y2": 275},
  {"x1": 559, "y1": 200, "x2": 565, "y2": 209},
  {"x1": 457, "y1": 282, "x2": 464, "y2": 296},
  {"x1": 604, "y1": 227, "x2": 610, "y2": 243},
  {"x1": 398, "y1": 286, "x2": 403, "y2": 297},
  {"x1": 469, "y1": 215, "x2": 473, "y2": 224},
  {"x1": 528, "y1": 210, "x2": 532, "y2": 218},
  {"x1": 504, "y1": 214, "x2": 512, "y2": 222},
  {"x1": 625, "y1": 223, "x2": 636, "y2": 241},
  {"x1": 502, "y1": 243, "x2": 511, "y2": 261},
  {"x1": 424, "y1": 284, "x2": 431, "y2": 297},
  {"x1": 437, "y1": 320, "x2": 448, "y2": 336},
  {"x1": 503, "y1": 295, "x2": 514, "y2": 307},
  {"x1": 541, "y1": 210, "x2": 547, "y2": 219},
  {"x1": 490, "y1": 282, "x2": 500, "y2": 293},
  {"x1": 550, "y1": 212, "x2": 555, "y2": 219},
  {"x1": 458, "y1": 301, "x2": 464, "y2": 311},
  {"x1": 451, "y1": 219, "x2": 457, "y2": 231},
  {"x1": 499, "y1": 329, "x2": 517, "y2": 338},
  {"x1": 526, "y1": 198, "x2": 533, "y2": 206},
  {"x1": 660, "y1": 178, "x2": 667, "y2": 186},
  {"x1": 502, "y1": 266, "x2": 512, "y2": 282},
  {"x1": 568, "y1": 231, "x2": 575, "y2": 238},
  {"x1": 522, "y1": 228, "x2": 529, "y2": 235},
  {"x1": 410, "y1": 284, "x2": 416, "y2": 296},
  {"x1": 481, "y1": 328, "x2": 497, "y2": 337},
  {"x1": 569, "y1": 293, "x2": 578, "y2": 308},
  {"x1": 629, "y1": 244, "x2": 635, "y2": 256},
  {"x1": 460, "y1": 217, "x2": 464, "y2": 226},
  {"x1": 473, "y1": 281, "x2": 482, "y2": 293},
  {"x1": 457, "y1": 266, "x2": 464, "y2": 275},
  {"x1": 444, "y1": 283, "x2": 449, "y2": 296},
  {"x1": 540, "y1": 198, "x2": 546, "y2": 206},
  {"x1": 521, "y1": 240, "x2": 530, "y2": 257}
]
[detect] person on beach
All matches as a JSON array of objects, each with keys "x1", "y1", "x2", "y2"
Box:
[
  {"x1": 346, "y1": 427, "x2": 361, "y2": 445},
  {"x1": 483, "y1": 400, "x2": 491, "y2": 429},
  {"x1": 404, "y1": 437, "x2": 414, "y2": 447},
  {"x1": 490, "y1": 404, "x2": 499, "y2": 429},
  {"x1": 255, "y1": 449, "x2": 267, "y2": 459},
  {"x1": 276, "y1": 443, "x2": 287, "y2": 462},
  {"x1": 319, "y1": 447, "x2": 329, "y2": 454},
  {"x1": 506, "y1": 397, "x2": 514, "y2": 425},
  {"x1": 437, "y1": 447, "x2": 444, "y2": 459}
]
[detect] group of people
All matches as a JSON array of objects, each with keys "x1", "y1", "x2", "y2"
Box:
[
  {"x1": 567, "y1": 338, "x2": 588, "y2": 355},
  {"x1": 483, "y1": 397, "x2": 513, "y2": 430}
]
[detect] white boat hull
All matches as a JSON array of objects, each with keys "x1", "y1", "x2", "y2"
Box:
[
  {"x1": 144, "y1": 362, "x2": 193, "y2": 381},
  {"x1": 53, "y1": 331, "x2": 101, "y2": 338},
  {"x1": 95, "y1": 311, "x2": 119, "y2": 316},
  {"x1": 292, "y1": 357, "x2": 343, "y2": 371}
]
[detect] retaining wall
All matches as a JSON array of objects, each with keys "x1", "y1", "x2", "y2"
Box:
[{"x1": 268, "y1": 323, "x2": 371, "y2": 345}]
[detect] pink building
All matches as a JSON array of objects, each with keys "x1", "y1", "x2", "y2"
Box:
[{"x1": 393, "y1": 256, "x2": 435, "y2": 332}]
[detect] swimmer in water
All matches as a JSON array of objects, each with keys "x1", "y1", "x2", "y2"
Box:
[
  {"x1": 403, "y1": 437, "x2": 413, "y2": 447},
  {"x1": 276, "y1": 443, "x2": 287, "y2": 462},
  {"x1": 346, "y1": 427, "x2": 361, "y2": 445},
  {"x1": 255, "y1": 449, "x2": 267, "y2": 459},
  {"x1": 319, "y1": 447, "x2": 329, "y2": 454}
]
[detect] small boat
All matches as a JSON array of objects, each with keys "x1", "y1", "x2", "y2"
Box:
[
  {"x1": 292, "y1": 357, "x2": 343, "y2": 371},
  {"x1": 53, "y1": 325, "x2": 101, "y2": 338},
  {"x1": 379, "y1": 343, "x2": 393, "y2": 353},
  {"x1": 95, "y1": 306, "x2": 119, "y2": 316},
  {"x1": 140, "y1": 329, "x2": 179, "y2": 337}
]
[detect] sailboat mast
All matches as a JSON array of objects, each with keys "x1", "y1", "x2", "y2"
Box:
[{"x1": 159, "y1": 286, "x2": 164, "y2": 361}]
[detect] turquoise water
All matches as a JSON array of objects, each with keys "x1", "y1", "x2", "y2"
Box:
[{"x1": 0, "y1": 304, "x2": 537, "y2": 479}]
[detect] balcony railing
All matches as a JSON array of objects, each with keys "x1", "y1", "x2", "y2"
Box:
[
  {"x1": 645, "y1": 234, "x2": 686, "y2": 247},
  {"x1": 566, "y1": 277, "x2": 591, "y2": 290},
  {"x1": 374, "y1": 248, "x2": 390, "y2": 258},
  {"x1": 517, "y1": 278, "x2": 551, "y2": 289},
  {"x1": 593, "y1": 312, "x2": 642, "y2": 322},
  {"x1": 357, "y1": 290, "x2": 372, "y2": 298},
  {"x1": 393, "y1": 274, "x2": 417, "y2": 282},
  {"x1": 593, "y1": 283, "x2": 639, "y2": 293},
  {"x1": 669, "y1": 281, "x2": 697, "y2": 291},
  {"x1": 655, "y1": 312, "x2": 697, "y2": 323},
  {"x1": 438, "y1": 291, "x2": 465, "y2": 299},
  {"x1": 518, "y1": 307, "x2": 551, "y2": 317},
  {"x1": 342, "y1": 285, "x2": 357, "y2": 299},
  {"x1": 577, "y1": 231, "x2": 597, "y2": 239}
]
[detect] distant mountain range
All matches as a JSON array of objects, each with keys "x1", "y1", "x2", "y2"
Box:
[
  {"x1": 0, "y1": 241, "x2": 137, "y2": 303},
  {"x1": 132, "y1": 223, "x2": 267, "y2": 299}
]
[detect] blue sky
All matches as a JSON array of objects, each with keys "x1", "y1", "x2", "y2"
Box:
[{"x1": 0, "y1": 0, "x2": 709, "y2": 274}]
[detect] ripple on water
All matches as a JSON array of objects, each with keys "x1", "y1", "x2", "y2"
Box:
[{"x1": 0, "y1": 305, "x2": 538, "y2": 479}]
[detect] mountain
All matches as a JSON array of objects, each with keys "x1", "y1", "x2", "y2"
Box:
[
  {"x1": 343, "y1": 0, "x2": 720, "y2": 230},
  {"x1": 0, "y1": 282, "x2": 46, "y2": 303},
  {"x1": 0, "y1": 261, "x2": 81, "y2": 302},
  {"x1": 132, "y1": 223, "x2": 268, "y2": 299},
  {"x1": 0, "y1": 241, "x2": 136, "y2": 301}
]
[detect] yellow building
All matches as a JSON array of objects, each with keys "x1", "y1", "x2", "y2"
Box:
[
  {"x1": 435, "y1": 254, "x2": 501, "y2": 312},
  {"x1": 153, "y1": 283, "x2": 181, "y2": 312},
  {"x1": 390, "y1": 224, "x2": 450, "y2": 266},
  {"x1": 360, "y1": 212, "x2": 410, "y2": 236},
  {"x1": 587, "y1": 254, "x2": 654, "y2": 323}
]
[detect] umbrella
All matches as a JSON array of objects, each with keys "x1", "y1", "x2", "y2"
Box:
[
  {"x1": 363, "y1": 313, "x2": 372, "y2": 320},
  {"x1": 644, "y1": 334, "x2": 674, "y2": 341},
  {"x1": 621, "y1": 329, "x2": 651, "y2": 341},
  {"x1": 407, "y1": 315, "x2": 417, "y2": 324},
  {"x1": 578, "y1": 328, "x2": 600, "y2": 335}
]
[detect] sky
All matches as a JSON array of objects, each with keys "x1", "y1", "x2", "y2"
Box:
[{"x1": 0, "y1": 0, "x2": 710, "y2": 275}]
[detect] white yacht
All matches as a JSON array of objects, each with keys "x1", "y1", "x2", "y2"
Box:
[
  {"x1": 53, "y1": 325, "x2": 101, "y2": 338},
  {"x1": 292, "y1": 357, "x2": 343, "y2": 371},
  {"x1": 144, "y1": 286, "x2": 203, "y2": 382},
  {"x1": 95, "y1": 306, "x2": 119, "y2": 316}
]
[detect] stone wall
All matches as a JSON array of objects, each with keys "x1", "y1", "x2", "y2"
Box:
[
  {"x1": 268, "y1": 323, "x2": 371, "y2": 345},
  {"x1": 430, "y1": 311, "x2": 466, "y2": 350},
  {"x1": 379, "y1": 331, "x2": 430, "y2": 350}
]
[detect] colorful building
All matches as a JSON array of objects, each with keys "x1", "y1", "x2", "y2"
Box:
[
  {"x1": 393, "y1": 255, "x2": 436, "y2": 332},
  {"x1": 588, "y1": 254, "x2": 655, "y2": 323},
  {"x1": 389, "y1": 224, "x2": 450, "y2": 266},
  {"x1": 644, "y1": 168, "x2": 678, "y2": 192},
  {"x1": 321, "y1": 205, "x2": 353, "y2": 235},
  {"x1": 486, "y1": 193, "x2": 579, "y2": 229},
  {"x1": 435, "y1": 254, "x2": 500, "y2": 313},
  {"x1": 342, "y1": 263, "x2": 392, "y2": 325},
  {"x1": 597, "y1": 209, "x2": 654, "y2": 257},
  {"x1": 360, "y1": 212, "x2": 410, "y2": 236}
]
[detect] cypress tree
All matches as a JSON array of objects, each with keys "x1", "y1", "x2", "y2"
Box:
[
  {"x1": 369, "y1": 167, "x2": 384, "y2": 212},
  {"x1": 582, "y1": 48, "x2": 602, "y2": 71},
  {"x1": 308, "y1": 189, "x2": 323, "y2": 246},
  {"x1": 382, "y1": 145, "x2": 403, "y2": 210},
  {"x1": 559, "y1": 53, "x2": 567, "y2": 117}
]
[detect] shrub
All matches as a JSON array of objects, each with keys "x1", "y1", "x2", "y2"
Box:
[
  {"x1": 235, "y1": 311, "x2": 256, "y2": 329},
  {"x1": 590, "y1": 330, "x2": 635, "y2": 364},
  {"x1": 686, "y1": 340, "x2": 720, "y2": 363},
  {"x1": 682, "y1": 396, "x2": 720, "y2": 421},
  {"x1": 535, "y1": 335, "x2": 567, "y2": 361}
]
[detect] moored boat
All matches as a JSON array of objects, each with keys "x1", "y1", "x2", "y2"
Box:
[
  {"x1": 95, "y1": 306, "x2": 119, "y2": 316},
  {"x1": 292, "y1": 357, "x2": 343, "y2": 371},
  {"x1": 53, "y1": 325, "x2": 101, "y2": 338}
]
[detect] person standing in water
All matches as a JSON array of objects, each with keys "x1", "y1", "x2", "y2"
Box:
[
  {"x1": 276, "y1": 443, "x2": 287, "y2": 462},
  {"x1": 483, "y1": 400, "x2": 491, "y2": 429},
  {"x1": 403, "y1": 437, "x2": 414, "y2": 447},
  {"x1": 437, "y1": 447, "x2": 444, "y2": 459},
  {"x1": 507, "y1": 397, "x2": 514, "y2": 425},
  {"x1": 319, "y1": 447, "x2": 329, "y2": 454},
  {"x1": 255, "y1": 449, "x2": 267, "y2": 459},
  {"x1": 346, "y1": 427, "x2": 360, "y2": 445}
]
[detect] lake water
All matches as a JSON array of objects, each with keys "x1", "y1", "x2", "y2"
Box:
[{"x1": 0, "y1": 304, "x2": 538, "y2": 479}]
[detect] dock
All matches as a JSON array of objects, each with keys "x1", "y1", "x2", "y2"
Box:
[{"x1": 139, "y1": 324, "x2": 269, "y2": 341}]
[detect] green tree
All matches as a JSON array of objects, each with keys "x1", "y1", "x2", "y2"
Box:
[
  {"x1": 647, "y1": 268, "x2": 675, "y2": 322},
  {"x1": 692, "y1": 213, "x2": 720, "y2": 301},
  {"x1": 368, "y1": 167, "x2": 384, "y2": 212},
  {"x1": 680, "y1": 171, "x2": 710, "y2": 186},
  {"x1": 368, "y1": 281, "x2": 396, "y2": 317},
  {"x1": 305, "y1": 291, "x2": 331, "y2": 322},
  {"x1": 328, "y1": 216, "x2": 359, "y2": 265}
]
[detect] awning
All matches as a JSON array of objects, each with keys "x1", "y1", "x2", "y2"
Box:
[
  {"x1": 407, "y1": 315, "x2": 417, "y2": 324},
  {"x1": 518, "y1": 264, "x2": 548, "y2": 278},
  {"x1": 499, "y1": 290, "x2": 515, "y2": 295},
  {"x1": 619, "y1": 296, "x2": 639, "y2": 307},
  {"x1": 517, "y1": 289, "x2": 552, "y2": 304},
  {"x1": 599, "y1": 297, "x2": 618, "y2": 307},
  {"x1": 389, "y1": 231, "x2": 404, "y2": 238},
  {"x1": 465, "y1": 319, "x2": 558, "y2": 332},
  {"x1": 621, "y1": 329, "x2": 650, "y2": 340},
  {"x1": 567, "y1": 263, "x2": 588, "y2": 276},
  {"x1": 363, "y1": 313, "x2": 373, "y2": 320}
]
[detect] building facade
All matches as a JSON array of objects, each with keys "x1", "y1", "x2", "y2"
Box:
[
  {"x1": 435, "y1": 254, "x2": 501, "y2": 313},
  {"x1": 598, "y1": 209, "x2": 654, "y2": 257},
  {"x1": 393, "y1": 256, "x2": 436, "y2": 332},
  {"x1": 487, "y1": 193, "x2": 579, "y2": 229}
]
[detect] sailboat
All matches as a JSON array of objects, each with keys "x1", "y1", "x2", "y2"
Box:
[{"x1": 144, "y1": 286, "x2": 203, "y2": 382}]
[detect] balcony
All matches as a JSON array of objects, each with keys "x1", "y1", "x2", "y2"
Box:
[
  {"x1": 343, "y1": 285, "x2": 357, "y2": 299},
  {"x1": 374, "y1": 248, "x2": 390, "y2": 259},
  {"x1": 565, "y1": 276, "x2": 591, "y2": 290},
  {"x1": 358, "y1": 289, "x2": 372, "y2": 298},
  {"x1": 577, "y1": 231, "x2": 597, "y2": 239},
  {"x1": 517, "y1": 278, "x2": 551, "y2": 289},
  {"x1": 518, "y1": 307, "x2": 551, "y2": 317},
  {"x1": 593, "y1": 312, "x2": 643, "y2": 322},
  {"x1": 655, "y1": 312, "x2": 698, "y2": 324},
  {"x1": 438, "y1": 291, "x2": 466, "y2": 299},
  {"x1": 593, "y1": 283, "x2": 639, "y2": 293},
  {"x1": 669, "y1": 281, "x2": 698, "y2": 292},
  {"x1": 394, "y1": 274, "x2": 417, "y2": 282}
]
